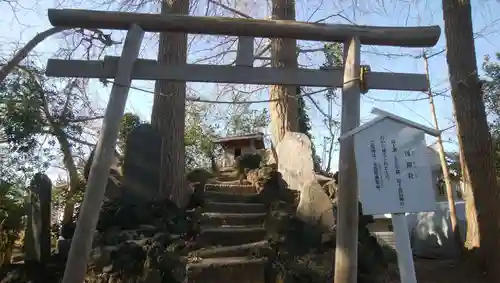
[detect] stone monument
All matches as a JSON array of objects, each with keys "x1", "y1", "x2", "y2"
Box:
[{"x1": 24, "y1": 173, "x2": 52, "y2": 264}]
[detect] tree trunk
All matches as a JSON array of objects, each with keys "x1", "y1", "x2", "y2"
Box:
[
  {"x1": 54, "y1": 128, "x2": 81, "y2": 225},
  {"x1": 423, "y1": 54, "x2": 463, "y2": 251},
  {"x1": 454, "y1": 109, "x2": 480, "y2": 249},
  {"x1": 151, "y1": 0, "x2": 189, "y2": 207},
  {"x1": 40, "y1": 93, "x2": 80, "y2": 225},
  {"x1": 442, "y1": 0, "x2": 500, "y2": 273},
  {"x1": 269, "y1": 0, "x2": 298, "y2": 145}
]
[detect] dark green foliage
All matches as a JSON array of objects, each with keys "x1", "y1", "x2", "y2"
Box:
[
  {"x1": 323, "y1": 43, "x2": 343, "y2": 68},
  {"x1": 118, "y1": 112, "x2": 143, "y2": 152},
  {"x1": 1, "y1": 70, "x2": 47, "y2": 153},
  {"x1": 296, "y1": 86, "x2": 322, "y2": 171},
  {"x1": 0, "y1": 67, "x2": 94, "y2": 185},
  {"x1": 0, "y1": 181, "x2": 25, "y2": 265},
  {"x1": 0, "y1": 70, "x2": 52, "y2": 182},
  {"x1": 0, "y1": 69, "x2": 85, "y2": 153},
  {"x1": 482, "y1": 53, "x2": 500, "y2": 173}
]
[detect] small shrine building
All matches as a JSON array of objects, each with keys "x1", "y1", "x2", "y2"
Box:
[{"x1": 212, "y1": 132, "x2": 265, "y2": 168}]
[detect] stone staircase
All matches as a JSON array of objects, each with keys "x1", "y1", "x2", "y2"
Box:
[{"x1": 186, "y1": 182, "x2": 271, "y2": 283}]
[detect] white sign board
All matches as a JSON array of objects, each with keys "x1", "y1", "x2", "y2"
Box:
[{"x1": 353, "y1": 118, "x2": 436, "y2": 215}]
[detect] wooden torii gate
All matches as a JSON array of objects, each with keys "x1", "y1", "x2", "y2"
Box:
[{"x1": 44, "y1": 9, "x2": 440, "y2": 283}]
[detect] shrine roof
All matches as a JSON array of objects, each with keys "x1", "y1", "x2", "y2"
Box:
[
  {"x1": 212, "y1": 132, "x2": 265, "y2": 144},
  {"x1": 338, "y1": 107, "x2": 440, "y2": 141}
]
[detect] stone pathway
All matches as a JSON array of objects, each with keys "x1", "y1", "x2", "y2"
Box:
[{"x1": 185, "y1": 182, "x2": 271, "y2": 283}]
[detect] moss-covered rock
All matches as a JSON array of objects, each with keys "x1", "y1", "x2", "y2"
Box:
[
  {"x1": 0, "y1": 197, "x2": 200, "y2": 283},
  {"x1": 96, "y1": 199, "x2": 188, "y2": 234},
  {"x1": 263, "y1": 169, "x2": 391, "y2": 283},
  {"x1": 234, "y1": 153, "x2": 263, "y2": 182},
  {"x1": 246, "y1": 164, "x2": 281, "y2": 193},
  {"x1": 87, "y1": 229, "x2": 189, "y2": 283},
  {"x1": 84, "y1": 198, "x2": 201, "y2": 283}
]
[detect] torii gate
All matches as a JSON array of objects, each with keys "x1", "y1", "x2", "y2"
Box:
[{"x1": 44, "y1": 9, "x2": 440, "y2": 283}]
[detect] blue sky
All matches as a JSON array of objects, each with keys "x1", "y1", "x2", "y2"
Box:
[{"x1": 2, "y1": 0, "x2": 500, "y2": 177}]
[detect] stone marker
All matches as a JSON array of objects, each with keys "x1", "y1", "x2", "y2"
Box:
[
  {"x1": 24, "y1": 173, "x2": 52, "y2": 264},
  {"x1": 121, "y1": 123, "x2": 193, "y2": 206},
  {"x1": 276, "y1": 132, "x2": 334, "y2": 232},
  {"x1": 122, "y1": 124, "x2": 162, "y2": 201}
]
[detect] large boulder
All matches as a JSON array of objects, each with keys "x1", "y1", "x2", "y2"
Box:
[
  {"x1": 298, "y1": 180, "x2": 336, "y2": 233},
  {"x1": 276, "y1": 132, "x2": 334, "y2": 232},
  {"x1": 86, "y1": 198, "x2": 198, "y2": 283}
]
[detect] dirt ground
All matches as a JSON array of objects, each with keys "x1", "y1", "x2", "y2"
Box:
[
  {"x1": 415, "y1": 258, "x2": 488, "y2": 283},
  {"x1": 380, "y1": 258, "x2": 489, "y2": 283}
]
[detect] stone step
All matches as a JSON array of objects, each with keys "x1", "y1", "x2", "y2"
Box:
[
  {"x1": 205, "y1": 183, "x2": 257, "y2": 194},
  {"x1": 186, "y1": 257, "x2": 267, "y2": 283},
  {"x1": 219, "y1": 167, "x2": 235, "y2": 173},
  {"x1": 204, "y1": 201, "x2": 266, "y2": 214},
  {"x1": 201, "y1": 212, "x2": 266, "y2": 226},
  {"x1": 186, "y1": 240, "x2": 271, "y2": 259},
  {"x1": 199, "y1": 226, "x2": 266, "y2": 246},
  {"x1": 215, "y1": 174, "x2": 240, "y2": 182},
  {"x1": 204, "y1": 191, "x2": 259, "y2": 203}
]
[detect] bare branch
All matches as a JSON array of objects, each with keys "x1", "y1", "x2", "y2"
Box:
[
  {"x1": 67, "y1": 116, "x2": 104, "y2": 123},
  {"x1": 65, "y1": 134, "x2": 96, "y2": 147},
  {"x1": 0, "y1": 27, "x2": 67, "y2": 83},
  {"x1": 1, "y1": 27, "x2": 120, "y2": 83},
  {"x1": 207, "y1": 0, "x2": 253, "y2": 18}
]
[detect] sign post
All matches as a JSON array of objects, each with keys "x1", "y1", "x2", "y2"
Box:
[
  {"x1": 392, "y1": 213, "x2": 417, "y2": 283},
  {"x1": 339, "y1": 108, "x2": 441, "y2": 283}
]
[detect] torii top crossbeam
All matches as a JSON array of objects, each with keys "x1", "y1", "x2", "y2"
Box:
[{"x1": 47, "y1": 9, "x2": 440, "y2": 47}]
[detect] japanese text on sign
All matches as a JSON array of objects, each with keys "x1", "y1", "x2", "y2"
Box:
[
  {"x1": 392, "y1": 139, "x2": 405, "y2": 207},
  {"x1": 354, "y1": 116, "x2": 437, "y2": 215},
  {"x1": 370, "y1": 140, "x2": 381, "y2": 190},
  {"x1": 372, "y1": 138, "x2": 420, "y2": 208},
  {"x1": 381, "y1": 136, "x2": 390, "y2": 181}
]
